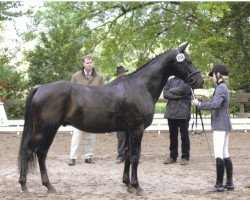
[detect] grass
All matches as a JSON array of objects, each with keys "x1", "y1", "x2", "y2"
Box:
[{"x1": 155, "y1": 102, "x2": 166, "y2": 113}]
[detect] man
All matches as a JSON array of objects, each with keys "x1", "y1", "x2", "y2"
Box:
[
  {"x1": 114, "y1": 66, "x2": 128, "y2": 164},
  {"x1": 163, "y1": 76, "x2": 192, "y2": 165},
  {"x1": 68, "y1": 55, "x2": 104, "y2": 166}
]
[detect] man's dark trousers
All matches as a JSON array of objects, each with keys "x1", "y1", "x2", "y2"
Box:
[{"x1": 168, "y1": 119, "x2": 190, "y2": 161}]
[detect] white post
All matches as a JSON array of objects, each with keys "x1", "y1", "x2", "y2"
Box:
[{"x1": 0, "y1": 101, "x2": 8, "y2": 126}]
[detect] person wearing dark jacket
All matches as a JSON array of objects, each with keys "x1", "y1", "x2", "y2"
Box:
[
  {"x1": 163, "y1": 76, "x2": 192, "y2": 165},
  {"x1": 193, "y1": 64, "x2": 234, "y2": 192},
  {"x1": 114, "y1": 66, "x2": 128, "y2": 163},
  {"x1": 114, "y1": 66, "x2": 141, "y2": 163}
]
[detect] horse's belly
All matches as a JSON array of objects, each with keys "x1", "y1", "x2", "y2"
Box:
[
  {"x1": 75, "y1": 114, "x2": 118, "y2": 133},
  {"x1": 81, "y1": 123, "x2": 116, "y2": 133}
]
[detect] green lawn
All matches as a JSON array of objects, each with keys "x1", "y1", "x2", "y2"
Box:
[{"x1": 155, "y1": 102, "x2": 166, "y2": 113}]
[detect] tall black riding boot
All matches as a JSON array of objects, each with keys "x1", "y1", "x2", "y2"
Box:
[
  {"x1": 209, "y1": 157, "x2": 225, "y2": 192},
  {"x1": 224, "y1": 157, "x2": 234, "y2": 190}
]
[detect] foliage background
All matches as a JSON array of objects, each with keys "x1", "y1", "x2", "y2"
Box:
[{"x1": 0, "y1": 1, "x2": 249, "y2": 118}]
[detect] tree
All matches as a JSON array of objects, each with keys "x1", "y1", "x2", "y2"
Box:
[
  {"x1": 211, "y1": 2, "x2": 250, "y2": 92},
  {"x1": 24, "y1": 2, "x2": 86, "y2": 85},
  {"x1": 0, "y1": 1, "x2": 23, "y2": 67},
  {"x1": 0, "y1": 1, "x2": 22, "y2": 21},
  {"x1": 24, "y1": 1, "x2": 250, "y2": 92}
]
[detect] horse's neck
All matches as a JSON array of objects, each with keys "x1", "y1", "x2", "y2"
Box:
[{"x1": 134, "y1": 54, "x2": 173, "y2": 102}]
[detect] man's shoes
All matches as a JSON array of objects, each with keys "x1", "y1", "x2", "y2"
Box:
[
  {"x1": 180, "y1": 158, "x2": 189, "y2": 165},
  {"x1": 68, "y1": 159, "x2": 76, "y2": 166},
  {"x1": 164, "y1": 157, "x2": 176, "y2": 164},
  {"x1": 116, "y1": 159, "x2": 124, "y2": 164},
  {"x1": 224, "y1": 182, "x2": 235, "y2": 191},
  {"x1": 209, "y1": 184, "x2": 225, "y2": 192},
  {"x1": 85, "y1": 158, "x2": 93, "y2": 164}
]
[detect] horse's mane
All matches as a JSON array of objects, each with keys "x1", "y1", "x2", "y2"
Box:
[
  {"x1": 127, "y1": 48, "x2": 172, "y2": 77},
  {"x1": 109, "y1": 48, "x2": 172, "y2": 84}
]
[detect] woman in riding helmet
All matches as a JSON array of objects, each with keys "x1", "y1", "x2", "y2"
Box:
[{"x1": 192, "y1": 64, "x2": 234, "y2": 192}]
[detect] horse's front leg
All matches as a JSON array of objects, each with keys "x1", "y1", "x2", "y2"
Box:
[
  {"x1": 129, "y1": 128, "x2": 144, "y2": 196},
  {"x1": 123, "y1": 131, "x2": 130, "y2": 186}
]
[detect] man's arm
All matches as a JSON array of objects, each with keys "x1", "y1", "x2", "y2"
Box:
[
  {"x1": 163, "y1": 83, "x2": 183, "y2": 100},
  {"x1": 169, "y1": 81, "x2": 191, "y2": 96}
]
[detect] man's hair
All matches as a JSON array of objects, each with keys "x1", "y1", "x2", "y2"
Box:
[{"x1": 82, "y1": 54, "x2": 93, "y2": 63}]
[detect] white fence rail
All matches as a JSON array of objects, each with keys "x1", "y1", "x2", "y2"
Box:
[
  {"x1": 145, "y1": 114, "x2": 250, "y2": 133},
  {"x1": 1, "y1": 114, "x2": 250, "y2": 134}
]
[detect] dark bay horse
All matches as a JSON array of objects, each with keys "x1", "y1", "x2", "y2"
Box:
[{"x1": 18, "y1": 43, "x2": 203, "y2": 196}]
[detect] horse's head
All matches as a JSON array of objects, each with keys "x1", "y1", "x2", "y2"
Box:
[{"x1": 169, "y1": 42, "x2": 204, "y2": 89}]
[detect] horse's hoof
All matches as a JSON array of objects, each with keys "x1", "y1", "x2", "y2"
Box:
[
  {"x1": 127, "y1": 185, "x2": 136, "y2": 193},
  {"x1": 21, "y1": 189, "x2": 28, "y2": 193},
  {"x1": 136, "y1": 186, "x2": 145, "y2": 196},
  {"x1": 20, "y1": 189, "x2": 31, "y2": 197},
  {"x1": 21, "y1": 185, "x2": 28, "y2": 192},
  {"x1": 48, "y1": 187, "x2": 57, "y2": 194}
]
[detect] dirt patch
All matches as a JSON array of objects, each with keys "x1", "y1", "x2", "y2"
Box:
[{"x1": 0, "y1": 131, "x2": 249, "y2": 199}]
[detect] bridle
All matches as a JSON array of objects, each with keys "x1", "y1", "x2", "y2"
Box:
[
  {"x1": 174, "y1": 48, "x2": 200, "y2": 86},
  {"x1": 185, "y1": 70, "x2": 200, "y2": 86}
]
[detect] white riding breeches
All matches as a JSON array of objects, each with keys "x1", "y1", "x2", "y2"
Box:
[
  {"x1": 213, "y1": 131, "x2": 229, "y2": 159},
  {"x1": 70, "y1": 129, "x2": 96, "y2": 159}
]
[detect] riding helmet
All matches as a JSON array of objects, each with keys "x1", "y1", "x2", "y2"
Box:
[{"x1": 208, "y1": 64, "x2": 229, "y2": 77}]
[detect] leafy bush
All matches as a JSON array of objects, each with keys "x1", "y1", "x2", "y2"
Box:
[{"x1": 0, "y1": 65, "x2": 29, "y2": 119}]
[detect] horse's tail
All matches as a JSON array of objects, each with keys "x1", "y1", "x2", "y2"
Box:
[{"x1": 18, "y1": 87, "x2": 38, "y2": 174}]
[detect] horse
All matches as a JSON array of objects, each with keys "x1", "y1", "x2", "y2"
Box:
[{"x1": 18, "y1": 42, "x2": 204, "y2": 196}]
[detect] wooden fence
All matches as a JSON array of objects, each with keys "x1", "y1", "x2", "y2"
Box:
[
  {"x1": 1, "y1": 92, "x2": 250, "y2": 134},
  {"x1": 158, "y1": 91, "x2": 250, "y2": 118},
  {"x1": 2, "y1": 91, "x2": 250, "y2": 118},
  {"x1": 234, "y1": 91, "x2": 250, "y2": 118}
]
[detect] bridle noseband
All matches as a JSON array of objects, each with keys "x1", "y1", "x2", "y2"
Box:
[{"x1": 185, "y1": 70, "x2": 200, "y2": 86}]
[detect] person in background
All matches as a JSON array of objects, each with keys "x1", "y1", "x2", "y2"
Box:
[
  {"x1": 114, "y1": 66, "x2": 128, "y2": 164},
  {"x1": 192, "y1": 64, "x2": 234, "y2": 192},
  {"x1": 68, "y1": 54, "x2": 104, "y2": 166},
  {"x1": 163, "y1": 76, "x2": 192, "y2": 165}
]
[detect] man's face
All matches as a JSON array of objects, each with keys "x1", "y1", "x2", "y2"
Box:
[{"x1": 83, "y1": 58, "x2": 93, "y2": 72}]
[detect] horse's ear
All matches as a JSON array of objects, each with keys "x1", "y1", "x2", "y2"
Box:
[{"x1": 178, "y1": 42, "x2": 189, "y2": 53}]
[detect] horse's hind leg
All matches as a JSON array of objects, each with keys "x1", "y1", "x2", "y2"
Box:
[
  {"x1": 37, "y1": 150, "x2": 56, "y2": 193},
  {"x1": 30, "y1": 129, "x2": 58, "y2": 193}
]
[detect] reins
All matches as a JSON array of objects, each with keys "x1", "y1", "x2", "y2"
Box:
[
  {"x1": 190, "y1": 88, "x2": 204, "y2": 134},
  {"x1": 191, "y1": 105, "x2": 204, "y2": 134},
  {"x1": 190, "y1": 88, "x2": 215, "y2": 164}
]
